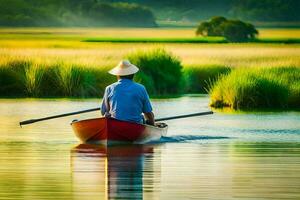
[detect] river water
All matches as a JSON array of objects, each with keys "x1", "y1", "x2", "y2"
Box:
[{"x1": 0, "y1": 96, "x2": 300, "y2": 200}]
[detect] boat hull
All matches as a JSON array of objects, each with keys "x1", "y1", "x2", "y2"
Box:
[{"x1": 71, "y1": 117, "x2": 167, "y2": 144}]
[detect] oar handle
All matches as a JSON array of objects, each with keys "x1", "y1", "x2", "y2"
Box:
[
  {"x1": 20, "y1": 107, "x2": 101, "y2": 126},
  {"x1": 156, "y1": 111, "x2": 213, "y2": 122}
]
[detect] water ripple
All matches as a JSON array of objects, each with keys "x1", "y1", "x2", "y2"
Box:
[{"x1": 154, "y1": 135, "x2": 230, "y2": 143}]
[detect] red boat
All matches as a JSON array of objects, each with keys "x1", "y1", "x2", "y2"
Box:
[{"x1": 71, "y1": 117, "x2": 168, "y2": 144}]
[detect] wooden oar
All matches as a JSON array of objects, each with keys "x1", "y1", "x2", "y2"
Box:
[
  {"x1": 156, "y1": 111, "x2": 213, "y2": 122},
  {"x1": 19, "y1": 107, "x2": 100, "y2": 126}
]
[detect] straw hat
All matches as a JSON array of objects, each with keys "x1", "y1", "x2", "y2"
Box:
[{"x1": 109, "y1": 60, "x2": 139, "y2": 76}]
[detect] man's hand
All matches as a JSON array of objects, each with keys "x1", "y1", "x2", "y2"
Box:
[
  {"x1": 144, "y1": 112, "x2": 155, "y2": 126},
  {"x1": 104, "y1": 112, "x2": 111, "y2": 118}
]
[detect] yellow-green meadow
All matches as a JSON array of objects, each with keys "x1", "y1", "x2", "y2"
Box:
[{"x1": 1, "y1": 28, "x2": 299, "y2": 67}]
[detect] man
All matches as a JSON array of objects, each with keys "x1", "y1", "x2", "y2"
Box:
[{"x1": 101, "y1": 60, "x2": 155, "y2": 125}]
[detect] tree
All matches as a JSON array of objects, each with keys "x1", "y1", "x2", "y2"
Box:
[
  {"x1": 221, "y1": 20, "x2": 258, "y2": 42},
  {"x1": 196, "y1": 16, "x2": 258, "y2": 42},
  {"x1": 196, "y1": 22, "x2": 211, "y2": 36}
]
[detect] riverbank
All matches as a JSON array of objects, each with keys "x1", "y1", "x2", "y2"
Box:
[{"x1": 1, "y1": 61, "x2": 299, "y2": 110}]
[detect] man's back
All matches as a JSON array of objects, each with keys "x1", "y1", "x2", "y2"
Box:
[{"x1": 101, "y1": 79, "x2": 152, "y2": 123}]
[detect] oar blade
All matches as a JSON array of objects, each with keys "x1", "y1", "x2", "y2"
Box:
[
  {"x1": 19, "y1": 107, "x2": 101, "y2": 126},
  {"x1": 19, "y1": 119, "x2": 37, "y2": 126}
]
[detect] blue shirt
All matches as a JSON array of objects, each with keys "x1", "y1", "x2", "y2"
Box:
[{"x1": 101, "y1": 79, "x2": 153, "y2": 123}]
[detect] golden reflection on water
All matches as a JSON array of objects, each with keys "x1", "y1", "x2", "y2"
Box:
[{"x1": 70, "y1": 144, "x2": 160, "y2": 200}]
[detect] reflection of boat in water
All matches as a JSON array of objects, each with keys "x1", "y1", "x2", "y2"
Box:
[
  {"x1": 71, "y1": 144, "x2": 157, "y2": 200},
  {"x1": 71, "y1": 117, "x2": 168, "y2": 145}
]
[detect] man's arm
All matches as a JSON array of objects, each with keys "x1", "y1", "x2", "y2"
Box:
[
  {"x1": 142, "y1": 86, "x2": 154, "y2": 125},
  {"x1": 144, "y1": 112, "x2": 155, "y2": 126},
  {"x1": 101, "y1": 87, "x2": 110, "y2": 116}
]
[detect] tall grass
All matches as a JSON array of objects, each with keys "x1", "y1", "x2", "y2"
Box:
[
  {"x1": 127, "y1": 48, "x2": 183, "y2": 95},
  {"x1": 0, "y1": 48, "x2": 185, "y2": 97},
  {"x1": 183, "y1": 65, "x2": 231, "y2": 93},
  {"x1": 1, "y1": 52, "x2": 299, "y2": 108},
  {"x1": 0, "y1": 60, "x2": 115, "y2": 97},
  {"x1": 209, "y1": 66, "x2": 300, "y2": 110},
  {"x1": 24, "y1": 63, "x2": 45, "y2": 96},
  {"x1": 54, "y1": 64, "x2": 86, "y2": 96},
  {"x1": 0, "y1": 61, "x2": 26, "y2": 97}
]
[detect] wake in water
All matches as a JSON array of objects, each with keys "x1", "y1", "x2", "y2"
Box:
[{"x1": 150, "y1": 135, "x2": 230, "y2": 144}]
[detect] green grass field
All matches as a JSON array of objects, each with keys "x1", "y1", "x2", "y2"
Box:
[{"x1": 0, "y1": 28, "x2": 299, "y2": 109}]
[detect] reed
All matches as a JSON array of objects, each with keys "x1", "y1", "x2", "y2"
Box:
[
  {"x1": 54, "y1": 64, "x2": 85, "y2": 96},
  {"x1": 45, "y1": 64, "x2": 115, "y2": 97},
  {"x1": 0, "y1": 60, "x2": 29, "y2": 97},
  {"x1": 127, "y1": 48, "x2": 183, "y2": 95},
  {"x1": 0, "y1": 60, "x2": 114, "y2": 97},
  {"x1": 209, "y1": 66, "x2": 300, "y2": 110},
  {"x1": 1, "y1": 57, "x2": 299, "y2": 104},
  {"x1": 183, "y1": 65, "x2": 231, "y2": 93},
  {"x1": 24, "y1": 63, "x2": 45, "y2": 97}
]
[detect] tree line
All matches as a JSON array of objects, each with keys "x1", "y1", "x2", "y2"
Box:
[
  {"x1": 0, "y1": 0, "x2": 157, "y2": 27},
  {"x1": 230, "y1": 0, "x2": 299, "y2": 22},
  {"x1": 118, "y1": 0, "x2": 300, "y2": 22},
  {"x1": 0, "y1": 0, "x2": 299, "y2": 27}
]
